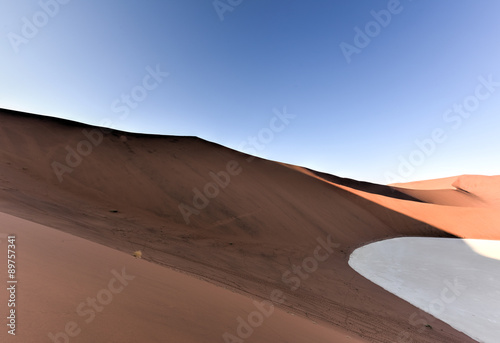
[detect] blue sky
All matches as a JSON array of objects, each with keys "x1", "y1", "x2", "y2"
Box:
[{"x1": 1, "y1": 0, "x2": 500, "y2": 184}]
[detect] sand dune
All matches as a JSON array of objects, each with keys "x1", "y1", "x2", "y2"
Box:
[
  {"x1": 326, "y1": 175, "x2": 500, "y2": 240},
  {"x1": 392, "y1": 175, "x2": 500, "y2": 208},
  {"x1": 0, "y1": 211, "x2": 363, "y2": 342},
  {"x1": 1, "y1": 108, "x2": 497, "y2": 342}
]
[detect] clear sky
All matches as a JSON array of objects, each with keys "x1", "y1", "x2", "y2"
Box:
[{"x1": 2, "y1": 0, "x2": 500, "y2": 184}]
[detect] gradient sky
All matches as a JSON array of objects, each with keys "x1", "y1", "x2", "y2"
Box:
[{"x1": 2, "y1": 0, "x2": 500, "y2": 184}]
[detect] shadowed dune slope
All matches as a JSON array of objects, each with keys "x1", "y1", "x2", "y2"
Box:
[{"x1": 1, "y1": 108, "x2": 497, "y2": 342}]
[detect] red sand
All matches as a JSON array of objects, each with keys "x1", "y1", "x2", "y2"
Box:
[
  {"x1": 0, "y1": 212, "x2": 362, "y2": 342},
  {"x1": 1, "y1": 108, "x2": 496, "y2": 342}
]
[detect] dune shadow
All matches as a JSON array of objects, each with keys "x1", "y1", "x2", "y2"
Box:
[{"x1": 306, "y1": 168, "x2": 424, "y2": 202}]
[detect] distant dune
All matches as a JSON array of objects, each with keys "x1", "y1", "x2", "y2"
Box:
[
  {"x1": 1, "y1": 108, "x2": 498, "y2": 342},
  {"x1": 392, "y1": 174, "x2": 500, "y2": 207}
]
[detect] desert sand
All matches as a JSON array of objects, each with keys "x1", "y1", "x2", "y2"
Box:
[
  {"x1": 0, "y1": 211, "x2": 362, "y2": 342},
  {"x1": 1, "y1": 108, "x2": 498, "y2": 342}
]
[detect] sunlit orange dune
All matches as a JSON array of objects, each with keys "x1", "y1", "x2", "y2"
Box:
[
  {"x1": 1, "y1": 108, "x2": 495, "y2": 342},
  {"x1": 392, "y1": 174, "x2": 500, "y2": 208},
  {"x1": 301, "y1": 169, "x2": 500, "y2": 240}
]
